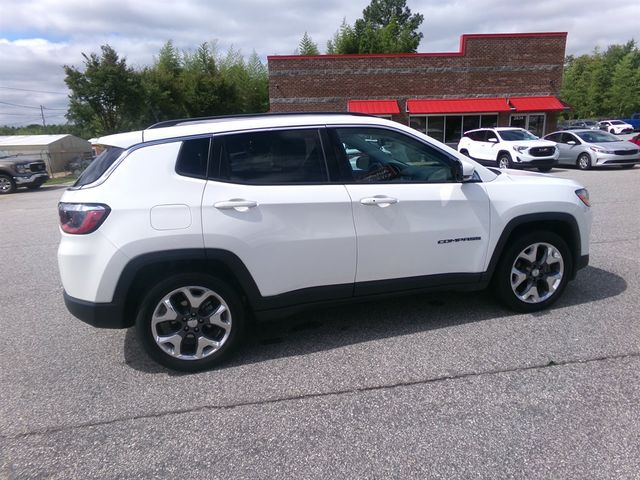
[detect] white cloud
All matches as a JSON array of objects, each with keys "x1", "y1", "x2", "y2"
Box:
[{"x1": 0, "y1": 0, "x2": 637, "y2": 127}]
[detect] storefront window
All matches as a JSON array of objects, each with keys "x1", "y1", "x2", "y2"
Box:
[
  {"x1": 480, "y1": 115, "x2": 498, "y2": 128},
  {"x1": 444, "y1": 116, "x2": 462, "y2": 144},
  {"x1": 463, "y1": 115, "x2": 481, "y2": 134},
  {"x1": 427, "y1": 116, "x2": 445, "y2": 143},
  {"x1": 509, "y1": 113, "x2": 546, "y2": 137},
  {"x1": 410, "y1": 117, "x2": 426, "y2": 134}
]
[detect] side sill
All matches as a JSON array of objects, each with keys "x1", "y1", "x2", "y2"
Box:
[
  {"x1": 254, "y1": 274, "x2": 487, "y2": 322},
  {"x1": 63, "y1": 291, "x2": 128, "y2": 329}
]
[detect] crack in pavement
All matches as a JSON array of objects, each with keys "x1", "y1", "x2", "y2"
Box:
[{"x1": 2, "y1": 351, "x2": 639, "y2": 441}]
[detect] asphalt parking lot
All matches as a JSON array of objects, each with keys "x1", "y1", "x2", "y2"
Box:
[{"x1": 1, "y1": 165, "x2": 639, "y2": 479}]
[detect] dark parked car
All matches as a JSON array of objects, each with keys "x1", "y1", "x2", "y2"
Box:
[{"x1": 0, "y1": 155, "x2": 49, "y2": 194}]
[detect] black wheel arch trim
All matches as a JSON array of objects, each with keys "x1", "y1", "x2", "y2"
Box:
[{"x1": 483, "y1": 212, "x2": 586, "y2": 283}]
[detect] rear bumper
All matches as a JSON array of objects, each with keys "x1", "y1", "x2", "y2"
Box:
[{"x1": 63, "y1": 291, "x2": 128, "y2": 329}]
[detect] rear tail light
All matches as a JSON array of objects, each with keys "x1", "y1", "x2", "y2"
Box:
[
  {"x1": 575, "y1": 188, "x2": 590, "y2": 207},
  {"x1": 58, "y1": 203, "x2": 111, "y2": 234}
]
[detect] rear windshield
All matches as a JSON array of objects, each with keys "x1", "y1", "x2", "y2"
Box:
[{"x1": 73, "y1": 146, "x2": 125, "y2": 187}]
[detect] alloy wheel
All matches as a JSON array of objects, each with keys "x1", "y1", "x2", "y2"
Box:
[
  {"x1": 510, "y1": 242, "x2": 565, "y2": 304},
  {"x1": 150, "y1": 285, "x2": 232, "y2": 360}
]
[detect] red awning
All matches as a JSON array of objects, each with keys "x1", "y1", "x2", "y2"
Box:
[
  {"x1": 348, "y1": 100, "x2": 400, "y2": 115},
  {"x1": 509, "y1": 96, "x2": 566, "y2": 112},
  {"x1": 407, "y1": 98, "x2": 511, "y2": 114}
]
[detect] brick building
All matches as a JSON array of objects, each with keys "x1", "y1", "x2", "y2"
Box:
[{"x1": 268, "y1": 32, "x2": 568, "y2": 144}]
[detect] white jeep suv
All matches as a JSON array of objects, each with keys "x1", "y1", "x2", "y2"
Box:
[
  {"x1": 458, "y1": 127, "x2": 559, "y2": 172},
  {"x1": 58, "y1": 113, "x2": 591, "y2": 371}
]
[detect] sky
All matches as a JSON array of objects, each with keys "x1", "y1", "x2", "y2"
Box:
[{"x1": 0, "y1": 0, "x2": 638, "y2": 128}]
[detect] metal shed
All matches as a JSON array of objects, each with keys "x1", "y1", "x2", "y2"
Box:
[{"x1": 0, "y1": 135, "x2": 92, "y2": 174}]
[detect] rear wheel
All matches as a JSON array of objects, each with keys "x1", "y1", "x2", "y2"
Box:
[
  {"x1": 460, "y1": 149, "x2": 470, "y2": 157},
  {"x1": 0, "y1": 174, "x2": 16, "y2": 194},
  {"x1": 577, "y1": 153, "x2": 592, "y2": 170},
  {"x1": 493, "y1": 231, "x2": 572, "y2": 312},
  {"x1": 135, "y1": 273, "x2": 246, "y2": 372},
  {"x1": 497, "y1": 153, "x2": 512, "y2": 169}
]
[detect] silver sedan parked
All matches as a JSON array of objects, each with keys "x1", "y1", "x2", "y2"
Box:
[{"x1": 543, "y1": 129, "x2": 640, "y2": 170}]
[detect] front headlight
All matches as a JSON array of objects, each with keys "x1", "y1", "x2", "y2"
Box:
[
  {"x1": 512, "y1": 145, "x2": 528, "y2": 153},
  {"x1": 15, "y1": 163, "x2": 29, "y2": 173},
  {"x1": 590, "y1": 146, "x2": 613, "y2": 154}
]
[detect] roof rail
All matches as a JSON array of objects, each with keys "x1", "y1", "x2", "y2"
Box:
[{"x1": 146, "y1": 111, "x2": 373, "y2": 129}]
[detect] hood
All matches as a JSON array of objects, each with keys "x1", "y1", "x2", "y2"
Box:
[
  {"x1": 505, "y1": 140, "x2": 557, "y2": 148},
  {"x1": 495, "y1": 168, "x2": 582, "y2": 187},
  {"x1": 590, "y1": 141, "x2": 639, "y2": 150}
]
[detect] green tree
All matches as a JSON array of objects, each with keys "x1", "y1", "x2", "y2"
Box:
[
  {"x1": 64, "y1": 45, "x2": 143, "y2": 135},
  {"x1": 561, "y1": 40, "x2": 640, "y2": 119},
  {"x1": 140, "y1": 40, "x2": 186, "y2": 124},
  {"x1": 298, "y1": 32, "x2": 320, "y2": 55},
  {"x1": 327, "y1": 19, "x2": 359, "y2": 54},
  {"x1": 326, "y1": 0, "x2": 423, "y2": 54}
]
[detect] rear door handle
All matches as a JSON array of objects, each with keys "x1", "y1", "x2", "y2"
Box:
[
  {"x1": 213, "y1": 199, "x2": 258, "y2": 211},
  {"x1": 360, "y1": 196, "x2": 398, "y2": 207}
]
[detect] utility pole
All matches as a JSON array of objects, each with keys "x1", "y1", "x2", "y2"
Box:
[{"x1": 40, "y1": 105, "x2": 46, "y2": 127}]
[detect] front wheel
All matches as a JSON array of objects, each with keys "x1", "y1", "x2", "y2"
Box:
[
  {"x1": 538, "y1": 166, "x2": 553, "y2": 172},
  {"x1": 135, "y1": 273, "x2": 246, "y2": 372},
  {"x1": 0, "y1": 174, "x2": 16, "y2": 194},
  {"x1": 497, "y1": 153, "x2": 512, "y2": 169},
  {"x1": 577, "y1": 153, "x2": 592, "y2": 170},
  {"x1": 620, "y1": 164, "x2": 635, "y2": 169},
  {"x1": 493, "y1": 231, "x2": 572, "y2": 312}
]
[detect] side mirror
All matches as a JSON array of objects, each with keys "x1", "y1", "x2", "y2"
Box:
[
  {"x1": 488, "y1": 137, "x2": 498, "y2": 143},
  {"x1": 459, "y1": 158, "x2": 476, "y2": 182}
]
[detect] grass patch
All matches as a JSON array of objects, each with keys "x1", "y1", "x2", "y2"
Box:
[{"x1": 46, "y1": 175, "x2": 77, "y2": 186}]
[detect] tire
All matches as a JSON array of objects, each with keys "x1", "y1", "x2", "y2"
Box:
[
  {"x1": 577, "y1": 153, "x2": 592, "y2": 170},
  {"x1": 620, "y1": 164, "x2": 635, "y2": 169},
  {"x1": 0, "y1": 174, "x2": 16, "y2": 194},
  {"x1": 460, "y1": 149, "x2": 470, "y2": 157},
  {"x1": 497, "y1": 153, "x2": 512, "y2": 169},
  {"x1": 609, "y1": 128, "x2": 616, "y2": 135},
  {"x1": 493, "y1": 231, "x2": 572, "y2": 312},
  {"x1": 135, "y1": 273, "x2": 246, "y2": 372},
  {"x1": 537, "y1": 166, "x2": 553, "y2": 172}
]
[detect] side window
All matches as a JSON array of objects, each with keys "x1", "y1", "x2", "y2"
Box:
[
  {"x1": 545, "y1": 133, "x2": 561, "y2": 143},
  {"x1": 561, "y1": 133, "x2": 577, "y2": 144},
  {"x1": 216, "y1": 129, "x2": 328, "y2": 184},
  {"x1": 333, "y1": 127, "x2": 457, "y2": 184},
  {"x1": 486, "y1": 131, "x2": 498, "y2": 142},
  {"x1": 176, "y1": 137, "x2": 210, "y2": 178}
]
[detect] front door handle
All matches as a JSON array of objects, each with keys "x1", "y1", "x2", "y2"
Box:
[
  {"x1": 360, "y1": 196, "x2": 398, "y2": 207},
  {"x1": 213, "y1": 199, "x2": 258, "y2": 211}
]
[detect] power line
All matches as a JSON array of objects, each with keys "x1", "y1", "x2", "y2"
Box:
[
  {"x1": 0, "y1": 86, "x2": 68, "y2": 95},
  {"x1": 0, "y1": 100, "x2": 42, "y2": 110}
]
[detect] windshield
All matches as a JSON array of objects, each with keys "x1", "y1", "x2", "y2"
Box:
[
  {"x1": 73, "y1": 146, "x2": 125, "y2": 187},
  {"x1": 610, "y1": 120, "x2": 625, "y2": 125},
  {"x1": 576, "y1": 131, "x2": 619, "y2": 143},
  {"x1": 498, "y1": 130, "x2": 538, "y2": 141}
]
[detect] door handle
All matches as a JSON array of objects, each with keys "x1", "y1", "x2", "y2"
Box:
[
  {"x1": 360, "y1": 196, "x2": 398, "y2": 207},
  {"x1": 213, "y1": 199, "x2": 258, "y2": 211}
]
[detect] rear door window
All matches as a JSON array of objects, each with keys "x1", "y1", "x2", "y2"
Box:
[{"x1": 214, "y1": 129, "x2": 329, "y2": 184}]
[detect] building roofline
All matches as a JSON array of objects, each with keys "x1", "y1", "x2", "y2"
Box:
[{"x1": 267, "y1": 32, "x2": 568, "y2": 61}]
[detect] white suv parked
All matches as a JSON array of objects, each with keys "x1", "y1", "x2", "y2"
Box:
[
  {"x1": 58, "y1": 113, "x2": 591, "y2": 371},
  {"x1": 458, "y1": 127, "x2": 559, "y2": 172}
]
